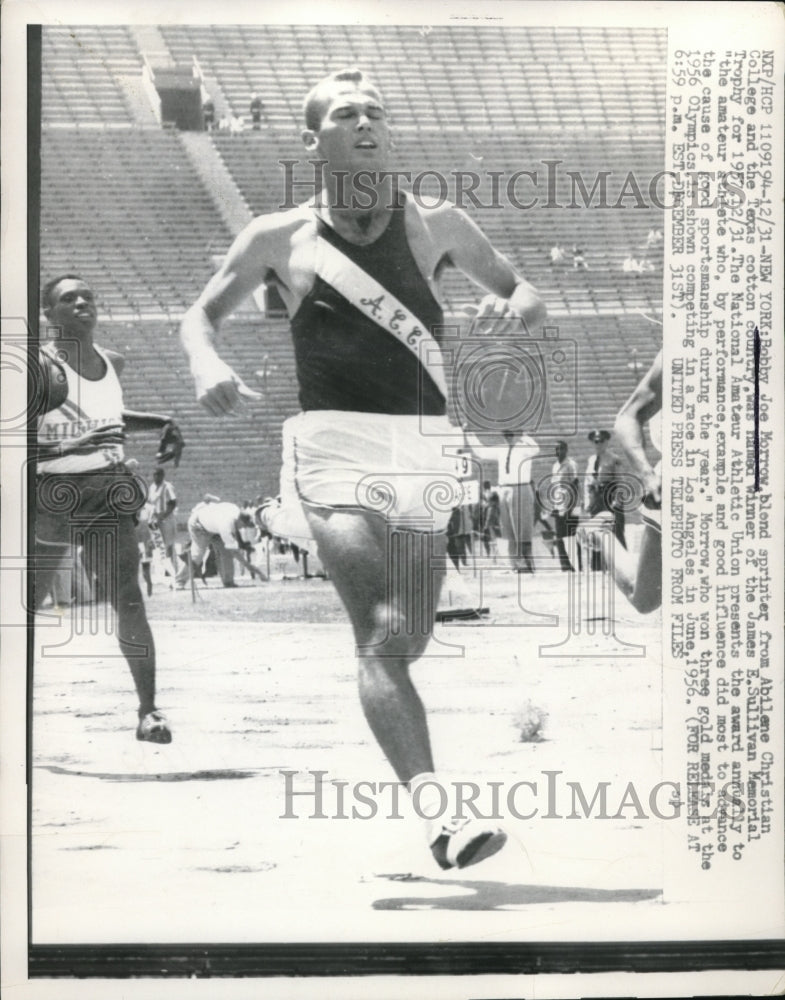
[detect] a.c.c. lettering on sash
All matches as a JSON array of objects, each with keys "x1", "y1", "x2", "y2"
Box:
[
  {"x1": 390, "y1": 309, "x2": 406, "y2": 331},
  {"x1": 360, "y1": 294, "x2": 385, "y2": 318}
]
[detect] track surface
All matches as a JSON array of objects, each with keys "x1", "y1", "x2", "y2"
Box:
[{"x1": 32, "y1": 556, "x2": 666, "y2": 944}]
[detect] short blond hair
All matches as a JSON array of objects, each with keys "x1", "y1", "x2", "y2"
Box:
[{"x1": 302, "y1": 68, "x2": 382, "y2": 130}]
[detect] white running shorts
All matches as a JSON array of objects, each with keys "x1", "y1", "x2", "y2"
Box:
[{"x1": 279, "y1": 411, "x2": 464, "y2": 537}]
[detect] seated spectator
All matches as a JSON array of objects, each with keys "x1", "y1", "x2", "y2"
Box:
[
  {"x1": 549, "y1": 244, "x2": 567, "y2": 265},
  {"x1": 572, "y1": 245, "x2": 588, "y2": 269},
  {"x1": 622, "y1": 252, "x2": 643, "y2": 273}
]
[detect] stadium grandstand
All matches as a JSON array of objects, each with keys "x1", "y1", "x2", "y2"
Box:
[{"x1": 39, "y1": 23, "x2": 665, "y2": 517}]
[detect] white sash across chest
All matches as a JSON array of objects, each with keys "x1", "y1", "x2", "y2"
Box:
[{"x1": 313, "y1": 234, "x2": 448, "y2": 400}]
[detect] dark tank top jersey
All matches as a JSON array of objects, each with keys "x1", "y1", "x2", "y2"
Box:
[{"x1": 290, "y1": 192, "x2": 446, "y2": 415}]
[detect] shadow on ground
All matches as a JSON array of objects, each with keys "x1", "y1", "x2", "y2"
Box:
[
  {"x1": 36, "y1": 764, "x2": 260, "y2": 782},
  {"x1": 372, "y1": 874, "x2": 662, "y2": 910}
]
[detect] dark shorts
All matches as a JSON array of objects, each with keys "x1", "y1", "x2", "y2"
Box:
[{"x1": 36, "y1": 469, "x2": 147, "y2": 547}]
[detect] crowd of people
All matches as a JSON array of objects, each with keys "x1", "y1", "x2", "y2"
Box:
[{"x1": 444, "y1": 428, "x2": 636, "y2": 576}]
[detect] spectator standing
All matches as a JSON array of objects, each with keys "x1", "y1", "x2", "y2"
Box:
[
  {"x1": 203, "y1": 98, "x2": 215, "y2": 131},
  {"x1": 548, "y1": 440, "x2": 580, "y2": 571},
  {"x1": 478, "y1": 480, "x2": 501, "y2": 559},
  {"x1": 148, "y1": 466, "x2": 178, "y2": 582},
  {"x1": 249, "y1": 93, "x2": 263, "y2": 129},
  {"x1": 496, "y1": 431, "x2": 539, "y2": 573}
]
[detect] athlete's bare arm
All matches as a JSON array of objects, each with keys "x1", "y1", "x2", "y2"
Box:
[
  {"x1": 614, "y1": 350, "x2": 662, "y2": 503},
  {"x1": 427, "y1": 203, "x2": 547, "y2": 328},
  {"x1": 181, "y1": 212, "x2": 305, "y2": 415},
  {"x1": 123, "y1": 410, "x2": 176, "y2": 431}
]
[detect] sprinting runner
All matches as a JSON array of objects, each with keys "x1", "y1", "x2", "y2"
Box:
[
  {"x1": 180, "y1": 69, "x2": 546, "y2": 868},
  {"x1": 581, "y1": 350, "x2": 662, "y2": 613}
]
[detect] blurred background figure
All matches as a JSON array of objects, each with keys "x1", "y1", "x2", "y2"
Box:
[
  {"x1": 184, "y1": 498, "x2": 262, "y2": 587},
  {"x1": 497, "y1": 431, "x2": 540, "y2": 573},
  {"x1": 249, "y1": 92, "x2": 263, "y2": 129},
  {"x1": 148, "y1": 466, "x2": 179, "y2": 583},
  {"x1": 548, "y1": 440, "x2": 580, "y2": 572},
  {"x1": 582, "y1": 428, "x2": 627, "y2": 570},
  {"x1": 478, "y1": 480, "x2": 501, "y2": 560},
  {"x1": 202, "y1": 96, "x2": 215, "y2": 131}
]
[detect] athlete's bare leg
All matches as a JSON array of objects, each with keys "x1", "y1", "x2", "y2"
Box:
[
  {"x1": 139, "y1": 543, "x2": 154, "y2": 596},
  {"x1": 599, "y1": 522, "x2": 661, "y2": 614},
  {"x1": 303, "y1": 503, "x2": 507, "y2": 869},
  {"x1": 33, "y1": 539, "x2": 66, "y2": 611},
  {"x1": 140, "y1": 558, "x2": 153, "y2": 597},
  {"x1": 303, "y1": 506, "x2": 445, "y2": 783},
  {"x1": 84, "y1": 517, "x2": 158, "y2": 716}
]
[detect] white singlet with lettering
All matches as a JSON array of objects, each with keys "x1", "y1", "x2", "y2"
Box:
[{"x1": 37, "y1": 344, "x2": 125, "y2": 474}]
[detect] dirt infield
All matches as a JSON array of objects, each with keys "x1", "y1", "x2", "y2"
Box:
[{"x1": 32, "y1": 563, "x2": 667, "y2": 944}]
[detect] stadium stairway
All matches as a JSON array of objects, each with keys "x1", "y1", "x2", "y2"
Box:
[{"x1": 177, "y1": 131, "x2": 254, "y2": 236}]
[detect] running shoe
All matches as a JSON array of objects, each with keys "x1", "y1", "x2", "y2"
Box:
[
  {"x1": 430, "y1": 817, "x2": 506, "y2": 870},
  {"x1": 136, "y1": 710, "x2": 172, "y2": 744}
]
